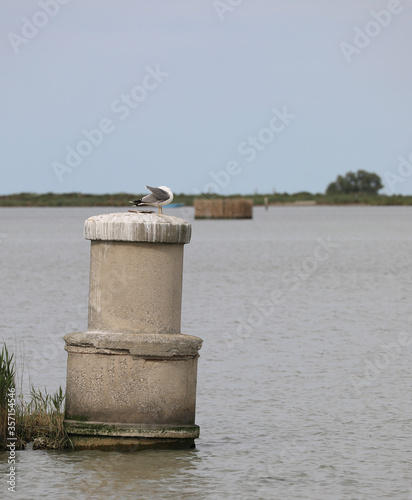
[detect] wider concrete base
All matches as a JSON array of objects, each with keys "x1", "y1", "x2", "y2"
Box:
[
  {"x1": 64, "y1": 420, "x2": 199, "y2": 451},
  {"x1": 64, "y1": 332, "x2": 202, "y2": 450}
]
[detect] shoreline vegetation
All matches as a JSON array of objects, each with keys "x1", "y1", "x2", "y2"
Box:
[
  {"x1": 0, "y1": 344, "x2": 69, "y2": 452},
  {"x1": 0, "y1": 191, "x2": 412, "y2": 207}
]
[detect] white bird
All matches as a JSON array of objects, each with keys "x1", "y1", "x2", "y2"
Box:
[{"x1": 129, "y1": 186, "x2": 174, "y2": 214}]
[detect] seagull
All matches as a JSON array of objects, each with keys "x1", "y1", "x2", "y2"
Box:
[{"x1": 129, "y1": 186, "x2": 174, "y2": 214}]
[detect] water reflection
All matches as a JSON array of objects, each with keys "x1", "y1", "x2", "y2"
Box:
[{"x1": 1, "y1": 448, "x2": 202, "y2": 499}]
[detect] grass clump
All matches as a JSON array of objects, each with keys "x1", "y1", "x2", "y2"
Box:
[
  {"x1": 0, "y1": 342, "x2": 70, "y2": 451},
  {"x1": 19, "y1": 386, "x2": 70, "y2": 450},
  {"x1": 0, "y1": 344, "x2": 16, "y2": 448}
]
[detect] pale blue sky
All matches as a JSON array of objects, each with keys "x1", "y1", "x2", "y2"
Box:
[{"x1": 1, "y1": 0, "x2": 412, "y2": 195}]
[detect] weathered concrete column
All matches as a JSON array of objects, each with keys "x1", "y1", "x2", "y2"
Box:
[{"x1": 64, "y1": 213, "x2": 202, "y2": 451}]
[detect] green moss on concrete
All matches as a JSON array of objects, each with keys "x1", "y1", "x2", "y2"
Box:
[
  {"x1": 63, "y1": 419, "x2": 200, "y2": 451},
  {"x1": 64, "y1": 414, "x2": 90, "y2": 422}
]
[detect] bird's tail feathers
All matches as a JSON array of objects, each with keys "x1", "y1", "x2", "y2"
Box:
[{"x1": 129, "y1": 199, "x2": 143, "y2": 206}]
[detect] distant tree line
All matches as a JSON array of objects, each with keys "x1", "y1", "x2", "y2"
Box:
[{"x1": 326, "y1": 170, "x2": 383, "y2": 195}]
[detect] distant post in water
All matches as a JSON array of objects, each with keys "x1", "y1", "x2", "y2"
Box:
[{"x1": 64, "y1": 212, "x2": 202, "y2": 451}]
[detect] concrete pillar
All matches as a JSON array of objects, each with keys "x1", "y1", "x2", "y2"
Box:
[{"x1": 64, "y1": 213, "x2": 202, "y2": 451}]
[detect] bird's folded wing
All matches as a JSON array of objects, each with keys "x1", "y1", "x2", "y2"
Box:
[{"x1": 145, "y1": 186, "x2": 170, "y2": 201}]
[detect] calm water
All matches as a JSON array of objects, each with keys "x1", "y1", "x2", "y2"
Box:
[{"x1": 0, "y1": 206, "x2": 411, "y2": 500}]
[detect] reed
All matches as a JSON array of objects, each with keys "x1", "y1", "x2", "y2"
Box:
[
  {"x1": 18, "y1": 386, "x2": 70, "y2": 450},
  {"x1": 0, "y1": 342, "x2": 70, "y2": 451},
  {"x1": 0, "y1": 344, "x2": 15, "y2": 449}
]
